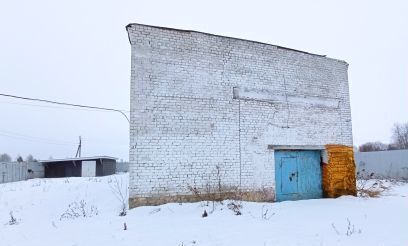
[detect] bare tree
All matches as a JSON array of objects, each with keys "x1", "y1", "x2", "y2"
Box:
[
  {"x1": 392, "y1": 122, "x2": 408, "y2": 149},
  {"x1": 26, "y1": 154, "x2": 36, "y2": 162},
  {"x1": 109, "y1": 176, "x2": 128, "y2": 216},
  {"x1": 358, "y1": 142, "x2": 387, "y2": 152},
  {"x1": 387, "y1": 144, "x2": 399, "y2": 150},
  {"x1": 0, "y1": 153, "x2": 12, "y2": 162},
  {"x1": 16, "y1": 155, "x2": 24, "y2": 163}
]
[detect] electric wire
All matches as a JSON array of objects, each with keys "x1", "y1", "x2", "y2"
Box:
[{"x1": 0, "y1": 93, "x2": 130, "y2": 123}]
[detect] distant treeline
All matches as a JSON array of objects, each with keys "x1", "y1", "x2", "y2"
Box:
[
  {"x1": 358, "y1": 122, "x2": 408, "y2": 152},
  {"x1": 0, "y1": 153, "x2": 37, "y2": 162}
]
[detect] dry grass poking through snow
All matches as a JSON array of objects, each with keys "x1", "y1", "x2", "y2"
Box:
[
  {"x1": 356, "y1": 169, "x2": 392, "y2": 197},
  {"x1": 1, "y1": 174, "x2": 408, "y2": 246},
  {"x1": 357, "y1": 179, "x2": 390, "y2": 197}
]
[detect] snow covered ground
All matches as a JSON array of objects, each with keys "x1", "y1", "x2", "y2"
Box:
[{"x1": 1, "y1": 174, "x2": 407, "y2": 246}]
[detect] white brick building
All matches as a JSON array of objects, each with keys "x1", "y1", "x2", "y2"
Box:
[{"x1": 126, "y1": 23, "x2": 354, "y2": 207}]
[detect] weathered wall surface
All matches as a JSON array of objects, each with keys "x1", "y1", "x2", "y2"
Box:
[
  {"x1": 127, "y1": 24, "x2": 353, "y2": 206},
  {"x1": 355, "y1": 149, "x2": 408, "y2": 180}
]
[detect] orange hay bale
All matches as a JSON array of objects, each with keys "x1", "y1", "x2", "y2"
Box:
[{"x1": 322, "y1": 144, "x2": 357, "y2": 198}]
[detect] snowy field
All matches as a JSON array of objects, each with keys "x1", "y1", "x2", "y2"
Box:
[{"x1": 1, "y1": 174, "x2": 407, "y2": 246}]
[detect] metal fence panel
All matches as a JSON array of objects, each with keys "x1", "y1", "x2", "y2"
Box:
[
  {"x1": 0, "y1": 162, "x2": 44, "y2": 184},
  {"x1": 355, "y1": 149, "x2": 408, "y2": 180}
]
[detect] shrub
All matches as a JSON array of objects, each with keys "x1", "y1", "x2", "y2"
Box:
[
  {"x1": 60, "y1": 200, "x2": 98, "y2": 220},
  {"x1": 109, "y1": 176, "x2": 128, "y2": 216},
  {"x1": 357, "y1": 169, "x2": 388, "y2": 198},
  {"x1": 227, "y1": 201, "x2": 242, "y2": 215},
  {"x1": 8, "y1": 211, "x2": 18, "y2": 225}
]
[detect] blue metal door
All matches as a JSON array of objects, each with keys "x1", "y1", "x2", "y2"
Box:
[
  {"x1": 275, "y1": 150, "x2": 322, "y2": 201},
  {"x1": 279, "y1": 156, "x2": 298, "y2": 194}
]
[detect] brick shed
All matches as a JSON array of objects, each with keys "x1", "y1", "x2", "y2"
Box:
[{"x1": 126, "y1": 23, "x2": 356, "y2": 207}]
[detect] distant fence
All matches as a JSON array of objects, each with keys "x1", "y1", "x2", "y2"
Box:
[
  {"x1": 355, "y1": 149, "x2": 408, "y2": 180},
  {"x1": 116, "y1": 162, "x2": 129, "y2": 173},
  {"x1": 0, "y1": 162, "x2": 44, "y2": 184}
]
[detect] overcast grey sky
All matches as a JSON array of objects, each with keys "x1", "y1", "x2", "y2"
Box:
[{"x1": 0, "y1": 0, "x2": 407, "y2": 160}]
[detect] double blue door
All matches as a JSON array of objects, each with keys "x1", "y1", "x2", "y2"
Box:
[{"x1": 275, "y1": 150, "x2": 322, "y2": 201}]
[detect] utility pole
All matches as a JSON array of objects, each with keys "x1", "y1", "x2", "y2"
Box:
[{"x1": 75, "y1": 136, "x2": 82, "y2": 158}]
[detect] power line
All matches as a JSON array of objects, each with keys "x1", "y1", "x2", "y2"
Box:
[
  {"x1": 0, "y1": 93, "x2": 130, "y2": 123},
  {"x1": 0, "y1": 100, "x2": 130, "y2": 113}
]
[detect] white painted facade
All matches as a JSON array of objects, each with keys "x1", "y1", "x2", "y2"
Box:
[{"x1": 127, "y1": 23, "x2": 353, "y2": 201}]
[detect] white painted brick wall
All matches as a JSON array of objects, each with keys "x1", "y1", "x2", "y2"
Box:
[{"x1": 127, "y1": 24, "x2": 353, "y2": 199}]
